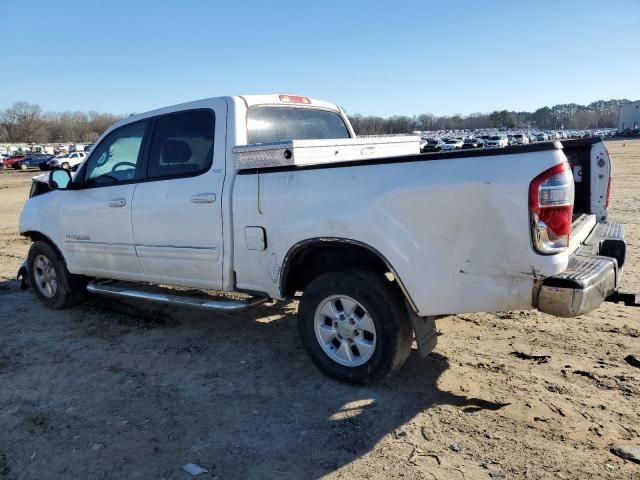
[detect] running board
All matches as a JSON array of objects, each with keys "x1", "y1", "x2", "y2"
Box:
[{"x1": 86, "y1": 280, "x2": 269, "y2": 312}]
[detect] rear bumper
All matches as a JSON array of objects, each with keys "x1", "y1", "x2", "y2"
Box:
[{"x1": 534, "y1": 222, "x2": 625, "y2": 317}]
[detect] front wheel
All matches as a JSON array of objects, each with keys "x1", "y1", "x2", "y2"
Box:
[
  {"x1": 298, "y1": 269, "x2": 413, "y2": 384},
  {"x1": 61, "y1": 162, "x2": 70, "y2": 170},
  {"x1": 20, "y1": 163, "x2": 28, "y2": 170},
  {"x1": 27, "y1": 240, "x2": 86, "y2": 309}
]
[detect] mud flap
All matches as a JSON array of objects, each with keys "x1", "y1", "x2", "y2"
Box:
[
  {"x1": 16, "y1": 261, "x2": 30, "y2": 290},
  {"x1": 407, "y1": 307, "x2": 438, "y2": 358}
]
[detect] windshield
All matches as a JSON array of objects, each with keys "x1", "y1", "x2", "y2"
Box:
[{"x1": 247, "y1": 106, "x2": 350, "y2": 144}]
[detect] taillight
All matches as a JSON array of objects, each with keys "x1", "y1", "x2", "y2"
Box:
[{"x1": 529, "y1": 162, "x2": 574, "y2": 254}]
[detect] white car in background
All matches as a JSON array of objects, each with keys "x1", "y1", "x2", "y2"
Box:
[
  {"x1": 484, "y1": 135, "x2": 508, "y2": 148},
  {"x1": 535, "y1": 132, "x2": 549, "y2": 142},
  {"x1": 47, "y1": 152, "x2": 86, "y2": 170},
  {"x1": 441, "y1": 139, "x2": 464, "y2": 150},
  {"x1": 512, "y1": 133, "x2": 530, "y2": 145}
]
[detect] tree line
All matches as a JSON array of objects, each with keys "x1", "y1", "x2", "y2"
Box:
[
  {"x1": 0, "y1": 98, "x2": 631, "y2": 143},
  {"x1": 348, "y1": 99, "x2": 631, "y2": 135},
  {"x1": 0, "y1": 101, "x2": 125, "y2": 144}
]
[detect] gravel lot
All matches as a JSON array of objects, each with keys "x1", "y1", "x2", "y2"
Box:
[{"x1": 1, "y1": 140, "x2": 639, "y2": 480}]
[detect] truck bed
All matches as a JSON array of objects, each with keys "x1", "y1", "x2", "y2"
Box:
[{"x1": 232, "y1": 136, "x2": 610, "y2": 316}]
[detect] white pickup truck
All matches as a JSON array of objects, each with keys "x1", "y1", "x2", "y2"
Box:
[{"x1": 17, "y1": 94, "x2": 631, "y2": 383}]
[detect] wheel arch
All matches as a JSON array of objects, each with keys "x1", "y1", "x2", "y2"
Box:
[
  {"x1": 22, "y1": 231, "x2": 66, "y2": 263},
  {"x1": 279, "y1": 237, "x2": 418, "y2": 313}
]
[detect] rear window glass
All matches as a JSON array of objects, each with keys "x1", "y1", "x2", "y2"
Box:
[{"x1": 247, "y1": 106, "x2": 350, "y2": 144}]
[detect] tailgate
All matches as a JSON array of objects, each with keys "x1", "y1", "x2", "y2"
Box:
[{"x1": 561, "y1": 137, "x2": 611, "y2": 223}]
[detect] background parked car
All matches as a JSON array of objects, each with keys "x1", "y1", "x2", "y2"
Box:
[
  {"x1": 441, "y1": 138, "x2": 464, "y2": 150},
  {"x1": 512, "y1": 133, "x2": 529, "y2": 145},
  {"x1": 422, "y1": 138, "x2": 444, "y2": 152},
  {"x1": 12, "y1": 154, "x2": 53, "y2": 170},
  {"x1": 0, "y1": 154, "x2": 26, "y2": 169},
  {"x1": 462, "y1": 138, "x2": 482, "y2": 149},
  {"x1": 484, "y1": 135, "x2": 508, "y2": 148},
  {"x1": 47, "y1": 151, "x2": 86, "y2": 170},
  {"x1": 535, "y1": 132, "x2": 549, "y2": 142}
]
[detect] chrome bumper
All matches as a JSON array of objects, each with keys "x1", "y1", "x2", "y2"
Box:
[{"x1": 534, "y1": 222, "x2": 625, "y2": 318}]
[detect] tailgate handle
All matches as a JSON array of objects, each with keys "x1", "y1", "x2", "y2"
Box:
[
  {"x1": 107, "y1": 198, "x2": 126, "y2": 208},
  {"x1": 191, "y1": 193, "x2": 216, "y2": 204}
]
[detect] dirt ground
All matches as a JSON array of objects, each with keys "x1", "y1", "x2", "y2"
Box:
[{"x1": 1, "y1": 140, "x2": 639, "y2": 480}]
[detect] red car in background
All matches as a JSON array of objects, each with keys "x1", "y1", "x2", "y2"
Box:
[{"x1": 1, "y1": 155, "x2": 27, "y2": 169}]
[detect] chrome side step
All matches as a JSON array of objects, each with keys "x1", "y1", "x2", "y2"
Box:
[{"x1": 86, "y1": 280, "x2": 269, "y2": 312}]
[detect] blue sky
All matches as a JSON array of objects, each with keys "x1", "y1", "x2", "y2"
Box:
[{"x1": 1, "y1": 0, "x2": 638, "y2": 117}]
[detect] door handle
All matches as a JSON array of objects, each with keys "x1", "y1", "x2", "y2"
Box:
[
  {"x1": 191, "y1": 193, "x2": 217, "y2": 204},
  {"x1": 107, "y1": 198, "x2": 126, "y2": 208}
]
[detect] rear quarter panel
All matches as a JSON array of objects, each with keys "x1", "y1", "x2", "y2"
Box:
[{"x1": 233, "y1": 148, "x2": 571, "y2": 316}]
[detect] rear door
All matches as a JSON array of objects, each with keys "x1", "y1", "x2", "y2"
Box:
[{"x1": 131, "y1": 103, "x2": 226, "y2": 289}]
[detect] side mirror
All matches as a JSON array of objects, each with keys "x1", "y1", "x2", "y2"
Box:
[{"x1": 49, "y1": 169, "x2": 72, "y2": 190}]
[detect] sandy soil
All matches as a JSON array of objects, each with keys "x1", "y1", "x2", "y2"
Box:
[{"x1": 1, "y1": 141, "x2": 639, "y2": 480}]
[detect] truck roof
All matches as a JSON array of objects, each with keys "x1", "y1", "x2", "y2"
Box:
[
  {"x1": 239, "y1": 94, "x2": 341, "y2": 112},
  {"x1": 109, "y1": 94, "x2": 341, "y2": 133}
]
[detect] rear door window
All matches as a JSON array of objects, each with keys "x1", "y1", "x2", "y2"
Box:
[
  {"x1": 247, "y1": 106, "x2": 350, "y2": 144},
  {"x1": 146, "y1": 109, "x2": 215, "y2": 179}
]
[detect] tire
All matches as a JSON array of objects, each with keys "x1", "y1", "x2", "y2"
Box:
[
  {"x1": 20, "y1": 163, "x2": 28, "y2": 170},
  {"x1": 27, "y1": 240, "x2": 86, "y2": 309},
  {"x1": 298, "y1": 269, "x2": 413, "y2": 384},
  {"x1": 61, "y1": 162, "x2": 70, "y2": 170}
]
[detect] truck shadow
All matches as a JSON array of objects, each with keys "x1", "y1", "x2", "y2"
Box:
[
  {"x1": 1, "y1": 286, "x2": 508, "y2": 479},
  {"x1": 84, "y1": 295, "x2": 508, "y2": 478}
]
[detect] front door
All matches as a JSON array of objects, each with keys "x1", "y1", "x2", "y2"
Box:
[
  {"x1": 131, "y1": 105, "x2": 225, "y2": 290},
  {"x1": 60, "y1": 120, "x2": 149, "y2": 280}
]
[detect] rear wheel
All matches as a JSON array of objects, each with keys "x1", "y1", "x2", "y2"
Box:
[
  {"x1": 61, "y1": 162, "x2": 70, "y2": 170},
  {"x1": 20, "y1": 163, "x2": 28, "y2": 170},
  {"x1": 27, "y1": 241, "x2": 86, "y2": 309},
  {"x1": 298, "y1": 269, "x2": 413, "y2": 384}
]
